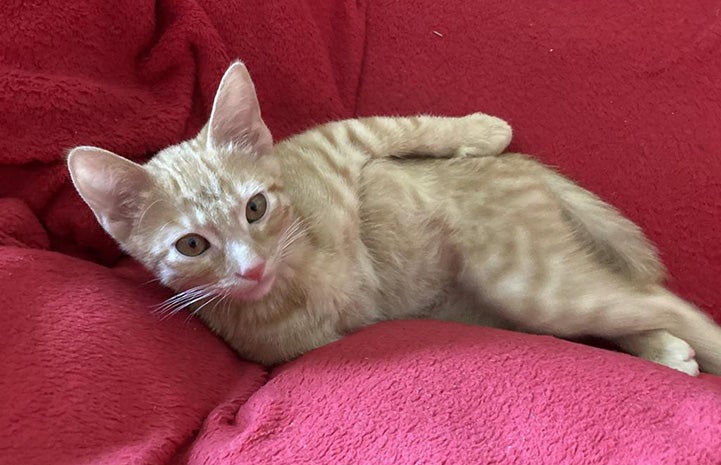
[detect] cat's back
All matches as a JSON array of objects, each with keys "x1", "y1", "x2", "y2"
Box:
[
  {"x1": 358, "y1": 153, "x2": 550, "y2": 235},
  {"x1": 274, "y1": 136, "x2": 365, "y2": 237},
  {"x1": 357, "y1": 154, "x2": 561, "y2": 318}
]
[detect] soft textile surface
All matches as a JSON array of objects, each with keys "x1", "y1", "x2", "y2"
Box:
[
  {"x1": 0, "y1": 246, "x2": 266, "y2": 465},
  {"x1": 1, "y1": 1, "x2": 721, "y2": 464},
  {"x1": 192, "y1": 321, "x2": 721, "y2": 465}
]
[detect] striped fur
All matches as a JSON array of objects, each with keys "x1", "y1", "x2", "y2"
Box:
[{"x1": 68, "y1": 62, "x2": 721, "y2": 374}]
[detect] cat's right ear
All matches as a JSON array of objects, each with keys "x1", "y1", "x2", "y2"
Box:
[
  {"x1": 67, "y1": 146, "x2": 152, "y2": 242},
  {"x1": 206, "y1": 61, "x2": 273, "y2": 155}
]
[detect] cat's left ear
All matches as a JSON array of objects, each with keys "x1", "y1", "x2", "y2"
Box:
[
  {"x1": 67, "y1": 146, "x2": 152, "y2": 242},
  {"x1": 207, "y1": 61, "x2": 273, "y2": 155}
]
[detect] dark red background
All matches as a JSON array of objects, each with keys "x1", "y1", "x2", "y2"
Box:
[{"x1": 2, "y1": 0, "x2": 719, "y2": 318}]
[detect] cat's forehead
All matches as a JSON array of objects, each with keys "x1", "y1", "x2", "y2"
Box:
[{"x1": 148, "y1": 141, "x2": 265, "y2": 200}]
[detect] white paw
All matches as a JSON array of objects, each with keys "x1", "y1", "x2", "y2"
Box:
[
  {"x1": 647, "y1": 337, "x2": 699, "y2": 376},
  {"x1": 455, "y1": 113, "x2": 512, "y2": 157}
]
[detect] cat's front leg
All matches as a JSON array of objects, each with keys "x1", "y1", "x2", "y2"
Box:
[
  {"x1": 291, "y1": 113, "x2": 512, "y2": 164},
  {"x1": 451, "y1": 113, "x2": 514, "y2": 158},
  {"x1": 354, "y1": 113, "x2": 513, "y2": 160}
]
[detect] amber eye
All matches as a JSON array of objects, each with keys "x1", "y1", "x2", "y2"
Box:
[
  {"x1": 175, "y1": 234, "x2": 210, "y2": 257},
  {"x1": 246, "y1": 193, "x2": 267, "y2": 224}
]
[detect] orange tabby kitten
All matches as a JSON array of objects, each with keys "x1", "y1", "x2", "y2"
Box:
[{"x1": 67, "y1": 61, "x2": 721, "y2": 375}]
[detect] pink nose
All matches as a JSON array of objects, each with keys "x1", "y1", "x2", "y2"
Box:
[{"x1": 236, "y1": 262, "x2": 265, "y2": 282}]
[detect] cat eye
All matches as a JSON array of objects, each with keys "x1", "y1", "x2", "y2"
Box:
[
  {"x1": 175, "y1": 234, "x2": 210, "y2": 257},
  {"x1": 246, "y1": 193, "x2": 267, "y2": 223}
]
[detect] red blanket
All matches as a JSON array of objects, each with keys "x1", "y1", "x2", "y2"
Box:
[{"x1": 2, "y1": 1, "x2": 721, "y2": 464}]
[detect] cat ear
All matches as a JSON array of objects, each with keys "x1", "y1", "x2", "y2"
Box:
[
  {"x1": 67, "y1": 146, "x2": 152, "y2": 242},
  {"x1": 207, "y1": 61, "x2": 273, "y2": 155}
]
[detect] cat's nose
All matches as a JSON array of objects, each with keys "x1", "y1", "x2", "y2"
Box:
[{"x1": 236, "y1": 261, "x2": 266, "y2": 282}]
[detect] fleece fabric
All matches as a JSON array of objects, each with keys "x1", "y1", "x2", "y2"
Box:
[{"x1": 1, "y1": 1, "x2": 720, "y2": 464}]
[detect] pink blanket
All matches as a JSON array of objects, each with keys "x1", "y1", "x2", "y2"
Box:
[{"x1": 1, "y1": 0, "x2": 721, "y2": 464}]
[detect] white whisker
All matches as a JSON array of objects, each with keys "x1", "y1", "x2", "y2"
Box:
[
  {"x1": 137, "y1": 199, "x2": 165, "y2": 233},
  {"x1": 141, "y1": 277, "x2": 163, "y2": 286},
  {"x1": 223, "y1": 291, "x2": 234, "y2": 320},
  {"x1": 152, "y1": 284, "x2": 218, "y2": 320},
  {"x1": 192, "y1": 294, "x2": 222, "y2": 315},
  {"x1": 277, "y1": 217, "x2": 307, "y2": 260},
  {"x1": 157, "y1": 221, "x2": 174, "y2": 235}
]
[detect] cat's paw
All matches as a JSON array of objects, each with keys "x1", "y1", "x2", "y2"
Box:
[
  {"x1": 647, "y1": 337, "x2": 699, "y2": 376},
  {"x1": 454, "y1": 113, "x2": 512, "y2": 158}
]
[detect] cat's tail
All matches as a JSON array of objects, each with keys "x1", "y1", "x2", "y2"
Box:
[{"x1": 538, "y1": 164, "x2": 665, "y2": 284}]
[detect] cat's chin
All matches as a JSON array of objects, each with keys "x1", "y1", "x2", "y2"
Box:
[{"x1": 230, "y1": 272, "x2": 277, "y2": 302}]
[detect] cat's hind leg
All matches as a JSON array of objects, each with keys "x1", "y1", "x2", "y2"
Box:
[
  {"x1": 616, "y1": 288, "x2": 721, "y2": 375},
  {"x1": 460, "y1": 242, "x2": 721, "y2": 375},
  {"x1": 445, "y1": 156, "x2": 720, "y2": 375},
  {"x1": 504, "y1": 283, "x2": 721, "y2": 376},
  {"x1": 614, "y1": 330, "x2": 699, "y2": 376}
]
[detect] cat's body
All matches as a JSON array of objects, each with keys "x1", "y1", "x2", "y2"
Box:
[{"x1": 68, "y1": 62, "x2": 721, "y2": 374}]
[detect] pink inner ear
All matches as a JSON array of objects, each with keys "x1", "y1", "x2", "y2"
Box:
[
  {"x1": 68, "y1": 147, "x2": 151, "y2": 241},
  {"x1": 70, "y1": 154, "x2": 120, "y2": 210},
  {"x1": 207, "y1": 62, "x2": 273, "y2": 154}
]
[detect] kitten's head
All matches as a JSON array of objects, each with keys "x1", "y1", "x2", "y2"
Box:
[{"x1": 68, "y1": 61, "x2": 298, "y2": 302}]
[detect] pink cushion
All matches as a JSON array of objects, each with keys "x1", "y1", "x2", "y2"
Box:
[
  {"x1": 190, "y1": 321, "x2": 721, "y2": 464},
  {"x1": 1, "y1": 0, "x2": 720, "y2": 464},
  {"x1": 0, "y1": 247, "x2": 266, "y2": 464}
]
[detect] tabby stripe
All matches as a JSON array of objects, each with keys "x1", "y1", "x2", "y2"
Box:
[{"x1": 295, "y1": 148, "x2": 356, "y2": 211}]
